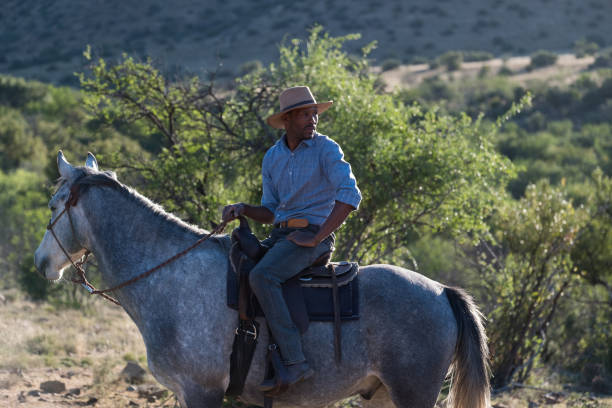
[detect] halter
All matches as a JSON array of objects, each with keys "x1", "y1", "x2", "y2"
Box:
[{"x1": 46, "y1": 175, "x2": 227, "y2": 306}]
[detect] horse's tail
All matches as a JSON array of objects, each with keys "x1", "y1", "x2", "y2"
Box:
[{"x1": 444, "y1": 286, "x2": 491, "y2": 408}]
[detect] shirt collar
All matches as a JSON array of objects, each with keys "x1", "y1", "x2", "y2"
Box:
[{"x1": 279, "y1": 133, "x2": 317, "y2": 151}]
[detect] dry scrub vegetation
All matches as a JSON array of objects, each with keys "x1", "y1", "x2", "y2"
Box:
[
  {"x1": 0, "y1": 288, "x2": 163, "y2": 407},
  {"x1": 1, "y1": 287, "x2": 611, "y2": 407}
]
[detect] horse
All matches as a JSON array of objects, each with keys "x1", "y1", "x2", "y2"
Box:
[{"x1": 34, "y1": 151, "x2": 490, "y2": 408}]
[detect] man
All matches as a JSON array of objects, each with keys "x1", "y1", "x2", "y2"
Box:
[{"x1": 222, "y1": 86, "x2": 361, "y2": 389}]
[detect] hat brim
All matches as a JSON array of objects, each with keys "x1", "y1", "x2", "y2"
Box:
[{"x1": 266, "y1": 101, "x2": 333, "y2": 129}]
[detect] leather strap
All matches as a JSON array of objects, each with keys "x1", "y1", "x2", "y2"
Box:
[
  {"x1": 331, "y1": 264, "x2": 342, "y2": 363},
  {"x1": 275, "y1": 218, "x2": 309, "y2": 228}
]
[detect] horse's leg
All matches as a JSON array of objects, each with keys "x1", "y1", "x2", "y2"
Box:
[
  {"x1": 377, "y1": 372, "x2": 445, "y2": 408},
  {"x1": 181, "y1": 381, "x2": 224, "y2": 408}
]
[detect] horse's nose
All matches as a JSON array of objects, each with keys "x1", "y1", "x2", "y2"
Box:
[{"x1": 34, "y1": 249, "x2": 47, "y2": 277}]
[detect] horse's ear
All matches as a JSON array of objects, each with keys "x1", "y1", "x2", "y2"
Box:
[
  {"x1": 57, "y1": 150, "x2": 76, "y2": 179},
  {"x1": 85, "y1": 152, "x2": 99, "y2": 171}
]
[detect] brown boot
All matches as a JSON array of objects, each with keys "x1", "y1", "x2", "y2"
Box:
[
  {"x1": 285, "y1": 361, "x2": 314, "y2": 386},
  {"x1": 258, "y1": 361, "x2": 314, "y2": 392}
]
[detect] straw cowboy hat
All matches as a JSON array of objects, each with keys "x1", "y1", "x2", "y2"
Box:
[{"x1": 266, "y1": 86, "x2": 333, "y2": 129}]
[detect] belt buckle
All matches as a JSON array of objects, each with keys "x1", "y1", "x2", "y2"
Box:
[{"x1": 287, "y1": 218, "x2": 308, "y2": 228}]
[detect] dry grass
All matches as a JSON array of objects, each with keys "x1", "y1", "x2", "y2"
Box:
[
  {"x1": 1, "y1": 290, "x2": 611, "y2": 407},
  {"x1": 0, "y1": 289, "x2": 152, "y2": 407}
]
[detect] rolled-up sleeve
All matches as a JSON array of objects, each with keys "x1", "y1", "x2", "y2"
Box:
[
  {"x1": 261, "y1": 154, "x2": 279, "y2": 213},
  {"x1": 322, "y1": 141, "x2": 362, "y2": 209}
]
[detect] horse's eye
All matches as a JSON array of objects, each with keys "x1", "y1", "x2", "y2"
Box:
[{"x1": 50, "y1": 206, "x2": 57, "y2": 212}]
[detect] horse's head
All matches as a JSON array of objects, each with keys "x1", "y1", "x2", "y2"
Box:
[{"x1": 34, "y1": 151, "x2": 101, "y2": 280}]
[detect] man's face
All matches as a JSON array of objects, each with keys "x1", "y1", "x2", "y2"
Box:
[{"x1": 284, "y1": 106, "x2": 318, "y2": 140}]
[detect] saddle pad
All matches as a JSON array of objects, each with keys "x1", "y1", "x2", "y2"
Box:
[
  {"x1": 226, "y1": 263, "x2": 360, "y2": 322},
  {"x1": 301, "y1": 272, "x2": 360, "y2": 321}
]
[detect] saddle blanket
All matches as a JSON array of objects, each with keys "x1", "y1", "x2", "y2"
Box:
[{"x1": 226, "y1": 262, "x2": 360, "y2": 322}]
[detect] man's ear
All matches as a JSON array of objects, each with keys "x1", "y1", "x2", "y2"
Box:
[{"x1": 282, "y1": 112, "x2": 290, "y2": 128}]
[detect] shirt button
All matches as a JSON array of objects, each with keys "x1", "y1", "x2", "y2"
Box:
[{"x1": 289, "y1": 171, "x2": 292, "y2": 175}]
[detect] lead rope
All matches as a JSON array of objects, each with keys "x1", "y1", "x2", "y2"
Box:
[
  {"x1": 48, "y1": 195, "x2": 228, "y2": 306},
  {"x1": 89, "y1": 220, "x2": 228, "y2": 301}
]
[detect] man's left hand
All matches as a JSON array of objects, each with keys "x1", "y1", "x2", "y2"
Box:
[{"x1": 287, "y1": 230, "x2": 319, "y2": 248}]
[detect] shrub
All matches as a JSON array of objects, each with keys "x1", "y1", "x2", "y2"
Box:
[
  {"x1": 410, "y1": 55, "x2": 429, "y2": 65},
  {"x1": 574, "y1": 38, "x2": 599, "y2": 58},
  {"x1": 238, "y1": 60, "x2": 263, "y2": 76},
  {"x1": 461, "y1": 50, "x2": 494, "y2": 62},
  {"x1": 437, "y1": 51, "x2": 463, "y2": 71},
  {"x1": 381, "y1": 58, "x2": 401, "y2": 71},
  {"x1": 589, "y1": 50, "x2": 612, "y2": 69},
  {"x1": 478, "y1": 65, "x2": 491, "y2": 78},
  {"x1": 527, "y1": 50, "x2": 558, "y2": 70}
]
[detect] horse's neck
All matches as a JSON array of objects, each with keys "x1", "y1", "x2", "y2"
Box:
[{"x1": 81, "y1": 188, "x2": 225, "y2": 308}]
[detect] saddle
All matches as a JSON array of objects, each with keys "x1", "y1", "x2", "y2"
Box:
[{"x1": 225, "y1": 217, "x2": 359, "y2": 400}]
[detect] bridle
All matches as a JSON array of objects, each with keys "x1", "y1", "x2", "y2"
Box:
[{"x1": 46, "y1": 176, "x2": 227, "y2": 306}]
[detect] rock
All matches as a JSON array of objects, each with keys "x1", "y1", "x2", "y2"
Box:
[
  {"x1": 27, "y1": 390, "x2": 40, "y2": 397},
  {"x1": 64, "y1": 387, "x2": 81, "y2": 398},
  {"x1": 543, "y1": 392, "x2": 565, "y2": 404},
  {"x1": 60, "y1": 370, "x2": 76, "y2": 379},
  {"x1": 137, "y1": 384, "x2": 168, "y2": 401},
  {"x1": 126, "y1": 385, "x2": 138, "y2": 392},
  {"x1": 120, "y1": 361, "x2": 146, "y2": 384},
  {"x1": 128, "y1": 401, "x2": 140, "y2": 407},
  {"x1": 17, "y1": 391, "x2": 26, "y2": 403},
  {"x1": 0, "y1": 293, "x2": 6, "y2": 304},
  {"x1": 85, "y1": 397, "x2": 98, "y2": 405},
  {"x1": 40, "y1": 380, "x2": 66, "y2": 394}
]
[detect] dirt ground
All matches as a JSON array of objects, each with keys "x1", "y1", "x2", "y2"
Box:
[
  {"x1": 379, "y1": 53, "x2": 596, "y2": 91},
  {"x1": 0, "y1": 366, "x2": 177, "y2": 407},
  {"x1": 1, "y1": 292, "x2": 611, "y2": 408}
]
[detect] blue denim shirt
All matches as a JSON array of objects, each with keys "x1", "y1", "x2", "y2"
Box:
[{"x1": 261, "y1": 132, "x2": 361, "y2": 225}]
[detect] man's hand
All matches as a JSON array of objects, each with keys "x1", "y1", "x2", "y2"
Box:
[
  {"x1": 222, "y1": 203, "x2": 245, "y2": 223},
  {"x1": 287, "y1": 230, "x2": 319, "y2": 248}
]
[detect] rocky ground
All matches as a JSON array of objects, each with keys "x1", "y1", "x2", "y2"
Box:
[
  {"x1": 0, "y1": 365, "x2": 176, "y2": 407},
  {"x1": 1, "y1": 291, "x2": 611, "y2": 407}
]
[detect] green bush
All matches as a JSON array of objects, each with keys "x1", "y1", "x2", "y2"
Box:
[
  {"x1": 472, "y1": 181, "x2": 586, "y2": 387},
  {"x1": 527, "y1": 50, "x2": 558, "y2": 70},
  {"x1": 381, "y1": 58, "x2": 401, "y2": 71},
  {"x1": 590, "y1": 50, "x2": 612, "y2": 69},
  {"x1": 574, "y1": 38, "x2": 599, "y2": 58},
  {"x1": 437, "y1": 51, "x2": 463, "y2": 71},
  {"x1": 461, "y1": 50, "x2": 494, "y2": 62},
  {"x1": 238, "y1": 60, "x2": 263, "y2": 76},
  {"x1": 410, "y1": 55, "x2": 429, "y2": 65},
  {"x1": 80, "y1": 26, "x2": 517, "y2": 264}
]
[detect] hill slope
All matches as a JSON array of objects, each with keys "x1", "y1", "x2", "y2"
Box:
[{"x1": 1, "y1": 0, "x2": 611, "y2": 85}]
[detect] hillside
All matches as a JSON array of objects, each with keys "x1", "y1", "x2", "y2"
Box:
[{"x1": 2, "y1": 0, "x2": 612, "y2": 85}]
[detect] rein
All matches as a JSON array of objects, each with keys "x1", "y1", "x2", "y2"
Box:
[{"x1": 47, "y1": 178, "x2": 227, "y2": 306}]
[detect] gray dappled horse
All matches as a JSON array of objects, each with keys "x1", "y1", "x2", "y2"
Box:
[{"x1": 34, "y1": 152, "x2": 490, "y2": 408}]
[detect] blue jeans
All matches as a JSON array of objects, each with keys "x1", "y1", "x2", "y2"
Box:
[{"x1": 249, "y1": 225, "x2": 334, "y2": 364}]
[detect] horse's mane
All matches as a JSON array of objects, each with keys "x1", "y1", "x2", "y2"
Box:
[{"x1": 64, "y1": 167, "x2": 227, "y2": 245}]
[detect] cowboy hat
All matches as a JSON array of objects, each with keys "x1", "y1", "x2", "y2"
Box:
[{"x1": 266, "y1": 86, "x2": 333, "y2": 129}]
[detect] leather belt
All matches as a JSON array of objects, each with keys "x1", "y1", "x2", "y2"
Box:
[{"x1": 274, "y1": 218, "x2": 309, "y2": 228}]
